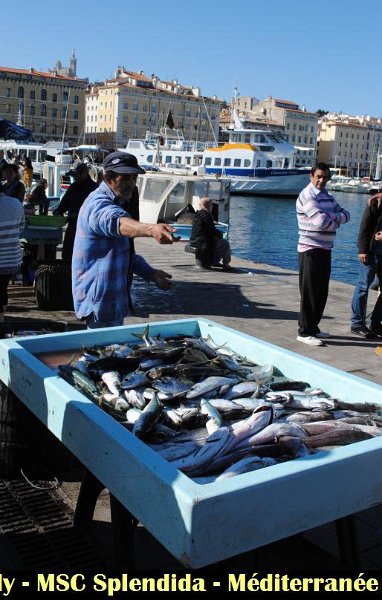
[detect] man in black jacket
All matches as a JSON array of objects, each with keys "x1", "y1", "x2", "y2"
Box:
[
  {"x1": 350, "y1": 200, "x2": 382, "y2": 338},
  {"x1": 53, "y1": 163, "x2": 98, "y2": 263},
  {"x1": 189, "y1": 197, "x2": 232, "y2": 271}
]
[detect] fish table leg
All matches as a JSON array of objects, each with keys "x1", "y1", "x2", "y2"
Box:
[
  {"x1": 73, "y1": 468, "x2": 105, "y2": 524},
  {"x1": 335, "y1": 515, "x2": 361, "y2": 569},
  {"x1": 73, "y1": 467, "x2": 138, "y2": 569}
]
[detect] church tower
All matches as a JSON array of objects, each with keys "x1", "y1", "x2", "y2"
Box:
[{"x1": 69, "y1": 49, "x2": 77, "y2": 78}]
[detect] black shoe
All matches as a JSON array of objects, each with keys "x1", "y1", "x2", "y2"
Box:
[
  {"x1": 350, "y1": 326, "x2": 378, "y2": 339},
  {"x1": 370, "y1": 325, "x2": 382, "y2": 337}
]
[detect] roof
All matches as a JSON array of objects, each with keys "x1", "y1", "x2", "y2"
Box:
[{"x1": 0, "y1": 66, "x2": 80, "y2": 82}]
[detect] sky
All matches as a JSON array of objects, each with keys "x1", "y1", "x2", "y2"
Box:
[{"x1": 2, "y1": 0, "x2": 382, "y2": 117}]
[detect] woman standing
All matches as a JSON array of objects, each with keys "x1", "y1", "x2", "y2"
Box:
[
  {"x1": 23, "y1": 157, "x2": 34, "y2": 193},
  {"x1": 0, "y1": 191, "x2": 25, "y2": 320}
]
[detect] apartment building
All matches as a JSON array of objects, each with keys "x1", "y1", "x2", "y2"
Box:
[
  {"x1": 0, "y1": 60, "x2": 87, "y2": 145},
  {"x1": 85, "y1": 68, "x2": 223, "y2": 149},
  {"x1": 317, "y1": 113, "x2": 382, "y2": 177}
]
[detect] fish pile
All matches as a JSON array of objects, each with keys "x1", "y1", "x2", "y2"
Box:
[{"x1": 57, "y1": 327, "x2": 382, "y2": 482}]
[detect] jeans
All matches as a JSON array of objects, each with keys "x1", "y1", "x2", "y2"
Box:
[
  {"x1": 86, "y1": 314, "x2": 124, "y2": 329},
  {"x1": 351, "y1": 253, "x2": 382, "y2": 328}
]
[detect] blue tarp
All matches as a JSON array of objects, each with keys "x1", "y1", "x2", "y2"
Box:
[{"x1": 0, "y1": 117, "x2": 33, "y2": 141}]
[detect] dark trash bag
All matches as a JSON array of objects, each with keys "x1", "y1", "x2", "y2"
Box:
[
  {"x1": 0, "y1": 320, "x2": 78, "y2": 479},
  {"x1": 35, "y1": 260, "x2": 74, "y2": 310}
]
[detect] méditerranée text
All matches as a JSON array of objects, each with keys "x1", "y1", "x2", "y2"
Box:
[{"x1": 0, "y1": 572, "x2": 380, "y2": 595}]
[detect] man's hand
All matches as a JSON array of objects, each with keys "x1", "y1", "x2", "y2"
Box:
[
  {"x1": 367, "y1": 193, "x2": 382, "y2": 208},
  {"x1": 152, "y1": 224, "x2": 178, "y2": 244},
  {"x1": 151, "y1": 269, "x2": 173, "y2": 290},
  {"x1": 358, "y1": 253, "x2": 368, "y2": 264}
]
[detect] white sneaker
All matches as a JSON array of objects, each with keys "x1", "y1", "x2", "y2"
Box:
[
  {"x1": 296, "y1": 335, "x2": 323, "y2": 346},
  {"x1": 316, "y1": 331, "x2": 331, "y2": 339}
]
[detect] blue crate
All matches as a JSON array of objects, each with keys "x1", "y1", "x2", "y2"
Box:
[{"x1": 0, "y1": 318, "x2": 381, "y2": 568}]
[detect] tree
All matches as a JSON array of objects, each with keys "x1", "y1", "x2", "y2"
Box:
[{"x1": 316, "y1": 109, "x2": 329, "y2": 117}]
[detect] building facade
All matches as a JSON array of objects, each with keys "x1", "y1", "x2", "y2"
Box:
[
  {"x1": 246, "y1": 97, "x2": 318, "y2": 167},
  {"x1": 0, "y1": 60, "x2": 86, "y2": 145},
  {"x1": 317, "y1": 113, "x2": 382, "y2": 177},
  {"x1": 85, "y1": 68, "x2": 224, "y2": 149}
]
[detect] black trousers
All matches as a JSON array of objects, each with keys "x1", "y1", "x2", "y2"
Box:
[
  {"x1": 0, "y1": 274, "x2": 13, "y2": 308},
  {"x1": 298, "y1": 249, "x2": 331, "y2": 336}
]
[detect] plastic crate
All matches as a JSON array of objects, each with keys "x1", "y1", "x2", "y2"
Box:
[{"x1": 27, "y1": 215, "x2": 66, "y2": 228}]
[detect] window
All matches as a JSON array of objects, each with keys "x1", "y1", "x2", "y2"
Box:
[
  {"x1": 63, "y1": 91, "x2": 69, "y2": 103},
  {"x1": 17, "y1": 86, "x2": 24, "y2": 98},
  {"x1": 29, "y1": 105, "x2": 35, "y2": 116},
  {"x1": 52, "y1": 124, "x2": 57, "y2": 134},
  {"x1": 40, "y1": 121, "x2": 46, "y2": 133},
  {"x1": 204, "y1": 157, "x2": 212, "y2": 166},
  {"x1": 74, "y1": 95, "x2": 79, "y2": 104},
  {"x1": 52, "y1": 93, "x2": 57, "y2": 102},
  {"x1": 73, "y1": 110, "x2": 79, "y2": 119},
  {"x1": 214, "y1": 158, "x2": 221, "y2": 166},
  {"x1": 124, "y1": 102, "x2": 129, "y2": 109},
  {"x1": 244, "y1": 159, "x2": 251, "y2": 167},
  {"x1": 41, "y1": 89, "x2": 47, "y2": 100},
  {"x1": 6, "y1": 88, "x2": 11, "y2": 98},
  {"x1": 62, "y1": 107, "x2": 67, "y2": 118},
  {"x1": 41, "y1": 104, "x2": 47, "y2": 116},
  {"x1": 234, "y1": 159, "x2": 241, "y2": 167},
  {"x1": 224, "y1": 158, "x2": 231, "y2": 166},
  {"x1": 30, "y1": 90, "x2": 35, "y2": 100},
  {"x1": 133, "y1": 103, "x2": 138, "y2": 111},
  {"x1": 52, "y1": 108, "x2": 57, "y2": 117},
  {"x1": 73, "y1": 126, "x2": 78, "y2": 135}
]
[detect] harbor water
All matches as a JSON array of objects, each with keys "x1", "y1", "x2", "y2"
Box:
[{"x1": 229, "y1": 191, "x2": 369, "y2": 286}]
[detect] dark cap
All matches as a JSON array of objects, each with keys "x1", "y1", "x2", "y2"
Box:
[
  {"x1": 103, "y1": 151, "x2": 145, "y2": 174},
  {"x1": 66, "y1": 162, "x2": 89, "y2": 177}
]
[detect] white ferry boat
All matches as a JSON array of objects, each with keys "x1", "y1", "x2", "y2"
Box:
[
  {"x1": 121, "y1": 126, "x2": 310, "y2": 197},
  {"x1": 203, "y1": 129, "x2": 310, "y2": 196},
  {"x1": 122, "y1": 128, "x2": 207, "y2": 175}
]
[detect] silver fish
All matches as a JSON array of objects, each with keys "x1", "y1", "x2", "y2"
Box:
[
  {"x1": 200, "y1": 399, "x2": 224, "y2": 434},
  {"x1": 100, "y1": 370, "x2": 122, "y2": 396},
  {"x1": 186, "y1": 376, "x2": 240, "y2": 399},
  {"x1": 222, "y1": 381, "x2": 259, "y2": 400},
  {"x1": 124, "y1": 388, "x2": 147, "y2": 410},
  {"x1": 132, "y1": 394, "x2": 163, "y2": 439},
  {"x1": 121, "y1": 371, "x2": 149, "y2": 390},
  {"x1": 215, "y1": 456, "x2": 278, "y2": 481}
]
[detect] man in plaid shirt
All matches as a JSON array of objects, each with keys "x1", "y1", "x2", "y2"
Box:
[{"x1": 72, "y1": 152, "x2": 176, "y2": 329}]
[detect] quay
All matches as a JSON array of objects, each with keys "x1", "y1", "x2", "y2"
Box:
[{"x1": 1, "y1": 239, "x2": 382, "y2": 572}]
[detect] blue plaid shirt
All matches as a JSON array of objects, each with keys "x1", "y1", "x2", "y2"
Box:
[{"x1": 72, "y1": 181, "x2": 155, "y2": 322}]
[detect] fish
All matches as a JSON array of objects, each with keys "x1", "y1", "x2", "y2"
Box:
[
  {"x1": 100, "y1": 370, "x2": 122, "y2": 396},
  {"x1": 222, "y1": 381, "x2": 259, "y2": 400},
  {"x1": 286, "y1": 410, "x2": 334, "y2": 423},
  {"x1": 57, "y1": 364, "x2": 101, "y2": 403},
  {"x1": 151, "y1": 377, "x2": 191, "y2": 398},
  {"x1": 186, "y1": 376, "x2": 240, "y2": 399},
  {"x1": 124, "y1": 388, "x2": 147, "y2": 409},
  {"x1": 246, "y1": 364, "x2": 274, "y2": 385},
  {"x1": 122, "y1": 371, "x2": 150, "y2": 390},
  {"x1": 200, "y1": 399, "x2": 224, "y2": 434},
  {"x1": 215, "y1": 456, "x2": 278, "y2": 481},
  {"x1": 132, "y1": 394, "x2": 163, "y2": 439}
]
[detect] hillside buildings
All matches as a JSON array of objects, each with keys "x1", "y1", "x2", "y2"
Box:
[
  {"x1": 85, "y1": 67, "x2": 223, "y2": 149},
  {"x1": 0, "y1": 52, "x2": 87, "y2": 145},
  {"x1": 317, "y1": 113, "x2": 382, "y2": 177}
]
